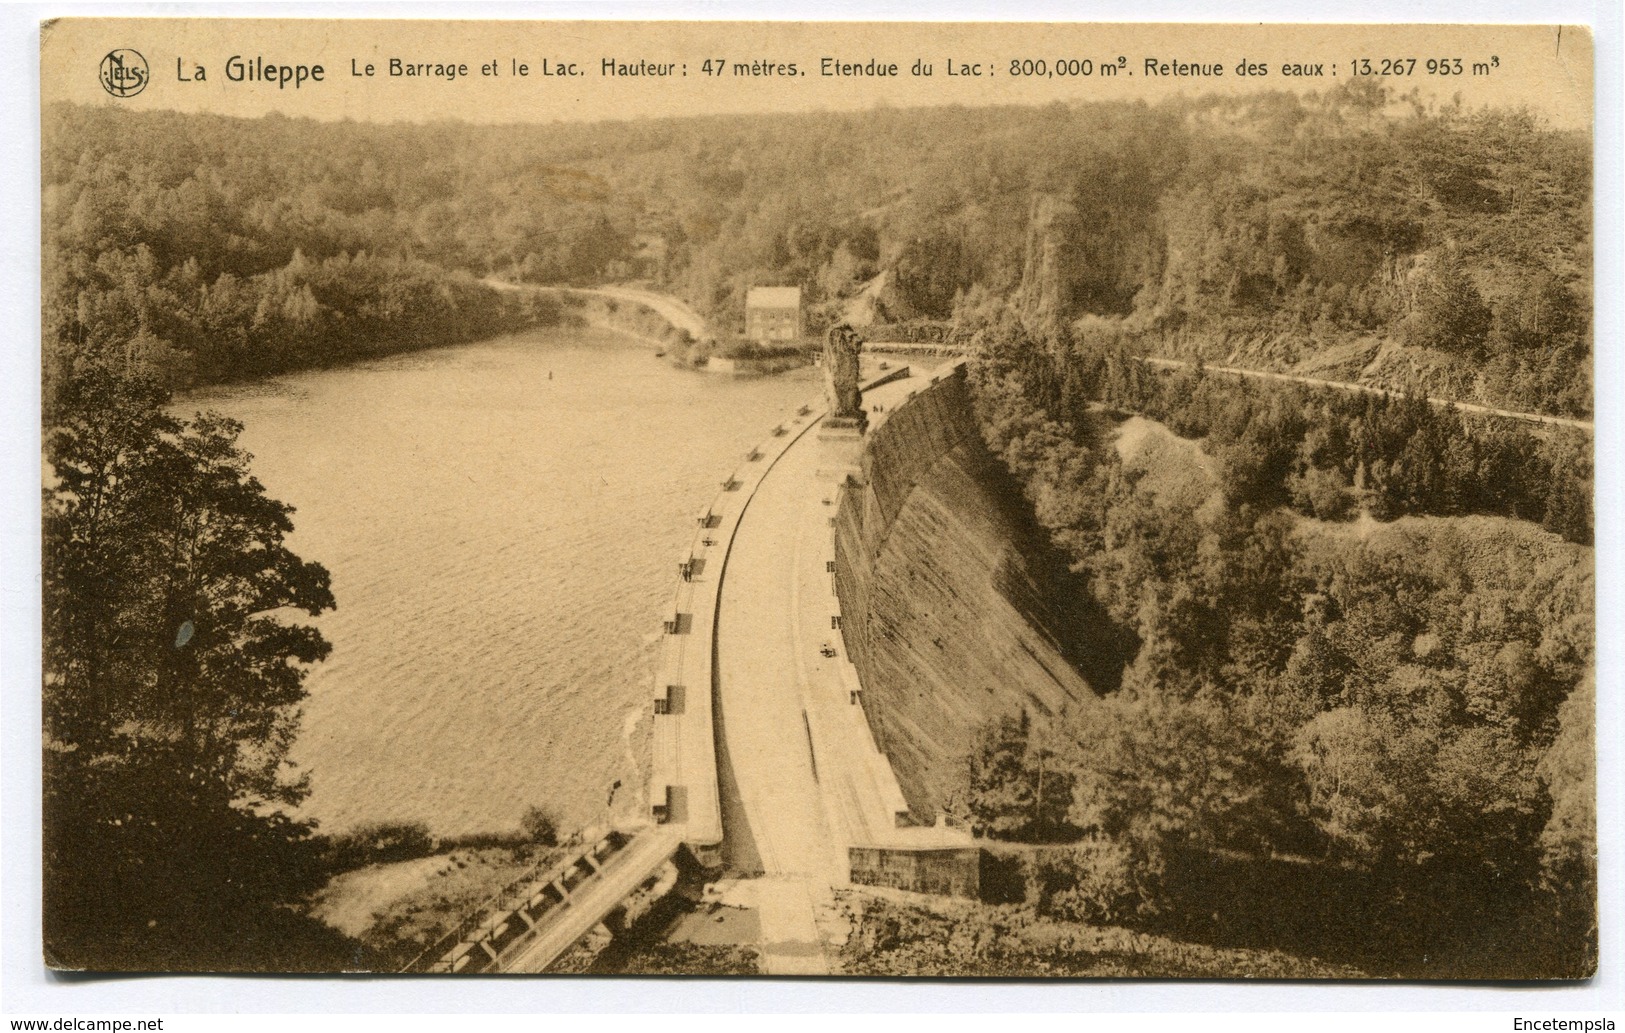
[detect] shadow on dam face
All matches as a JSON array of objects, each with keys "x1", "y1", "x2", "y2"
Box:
[{"x1": 973, "y1": 443, "x2": 1137, "y2": 696}]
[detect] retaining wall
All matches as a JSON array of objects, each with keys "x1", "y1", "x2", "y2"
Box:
[{"x1": 832, "y1": 363, "x2": 1095, "y2": 821}]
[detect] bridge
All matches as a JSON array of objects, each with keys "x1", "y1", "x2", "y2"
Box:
[{"x1": 406, "y1": 355, "x2": 973, "y2": 975}]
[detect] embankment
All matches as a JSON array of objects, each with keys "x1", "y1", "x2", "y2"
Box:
[
  {"x1": 558, "y1": 290, "x2": 695, "y2": 351},
  {"x1": 833, "y1": 366, "x2": 1096, "y2": 820}
]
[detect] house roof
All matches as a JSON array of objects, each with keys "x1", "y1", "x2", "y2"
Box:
[{"x1": 745, "y1": 286, "x2": 802, "y2": 309}]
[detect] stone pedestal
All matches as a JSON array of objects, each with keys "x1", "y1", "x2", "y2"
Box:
[{"x1": 817, "y1": 416, "x2": 867, "y2": 484}]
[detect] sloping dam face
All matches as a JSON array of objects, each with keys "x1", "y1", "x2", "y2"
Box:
[{"x1": 833, "y1": 366, "x2": 1095, "y2": 820}]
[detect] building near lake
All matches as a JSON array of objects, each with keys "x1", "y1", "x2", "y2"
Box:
[{"x1": 745, "y1": 286, "x2": 802, "y2": 344}]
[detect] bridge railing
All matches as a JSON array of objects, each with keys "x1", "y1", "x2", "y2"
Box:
[{"x1": 397, "y1": 830, "x2": 628, "y2": 974}]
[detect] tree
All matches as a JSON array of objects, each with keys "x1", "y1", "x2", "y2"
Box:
[
  {"x1": 1063, "y1": 691, "x2": 1287, "y2": 863},
  {"x1": 1534, "y1": 673, "x2": 1597, "y2": 972},
  {"x1": 43, "y1": 364, "x2": 340, "y2": 970},
  {"x1": 964, "y1": 713, "x2": 1073, "y2": 841},
  {"x1": 1291, "y1": 703, "x2": 1546, "y2": 881},
  {"x1": 520, "y1": 805, "x2": 559, "y2": 847},
  {"x1": 1407, "y1": 259, "x2": 1493, "y2": 357}
]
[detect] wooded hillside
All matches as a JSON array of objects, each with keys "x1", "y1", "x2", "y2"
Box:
[
  {"x1": 45, "y1": 83, "x2": 1591, "y2": 414},
  {"x1": 954, "y1": 322, "x2": 1595, "y2": 977}
]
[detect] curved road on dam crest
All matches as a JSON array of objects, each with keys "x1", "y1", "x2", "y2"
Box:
[{"x1": 711, "y1": 365, "x2": 959, "y2": 975}]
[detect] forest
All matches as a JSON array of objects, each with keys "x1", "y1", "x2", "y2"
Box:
[
  {"x1": 954, "y1": 317, "x2": 1595, "y2": 977},
  {"x1": 45, "y1": 80, "x2": 1590, "y2": 415}
]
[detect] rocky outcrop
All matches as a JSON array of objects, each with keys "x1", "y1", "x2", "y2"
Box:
[
  {"x1": 841, "y1": 269, "x2": 919, "y2": 328},
  {"x1": 1016, "y1": 194, "x2": 1087, "y2": 333},
  {"x1": 1017, "y1": 191, "x2": 1165, "y2": 332}
]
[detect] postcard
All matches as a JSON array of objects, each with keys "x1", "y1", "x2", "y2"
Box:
[{"x1": 37, "y1": 18, "x2": 1596, "y2": 979}]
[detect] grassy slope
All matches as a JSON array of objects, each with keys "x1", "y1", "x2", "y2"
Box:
[{"x1": 307, "y1": 846, "x2": 557, "y2": 970}]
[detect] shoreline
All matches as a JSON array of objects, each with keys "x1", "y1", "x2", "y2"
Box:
[{"x1": 174, "y1": 324, "x2": 654, "y2": 407}]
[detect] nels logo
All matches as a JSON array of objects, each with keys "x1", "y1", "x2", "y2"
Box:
[{"x1": 99, "y1": 49, "x2": 149, "y2": 98}]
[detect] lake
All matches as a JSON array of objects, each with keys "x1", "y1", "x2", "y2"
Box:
[{"x1": 188, "y1": 328, "x2": 818, "y2": 837}]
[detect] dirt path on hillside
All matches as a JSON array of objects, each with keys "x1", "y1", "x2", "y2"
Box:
[{"x1": 1142, "y1": 356, "x2": 1591, "y2": 432}]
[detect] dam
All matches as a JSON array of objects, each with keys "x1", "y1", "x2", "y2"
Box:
[
  {"x1": 446, "y1": 360, "x2": 959, "y2": 974},
  {"x1": 415, "y1": 329, "x2": 1091, "y2": 974}
]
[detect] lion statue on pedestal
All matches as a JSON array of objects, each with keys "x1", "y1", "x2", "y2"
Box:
[{"x1": 823, "y1": 323, "x2": 864, "y2": 420}]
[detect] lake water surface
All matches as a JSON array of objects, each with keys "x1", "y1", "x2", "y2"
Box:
[{"x1": 189, "y1": 328, "x2": 817, "y2": 837}]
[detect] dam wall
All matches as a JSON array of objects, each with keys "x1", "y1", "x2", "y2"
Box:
[{"x1": 833, "y1": 365, "x2": 1095, "y2": 821}]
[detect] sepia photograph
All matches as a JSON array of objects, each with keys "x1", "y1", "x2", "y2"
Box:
[{"x1": 31, "y1": 17, "x2": 1600, "y2": 985}]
